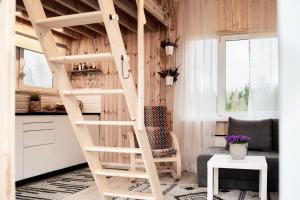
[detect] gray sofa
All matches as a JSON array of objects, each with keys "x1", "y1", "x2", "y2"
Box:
[{"x1": 197, "y1": 118, "x2": 279, "y2": 192}]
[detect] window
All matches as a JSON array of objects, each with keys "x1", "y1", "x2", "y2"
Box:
[
  {"x1": 225, "y1": 40, "x2": 250, "y2": 112},
  {"x1": 218, "y1": 34, "x2": 279, "y2": 118},
  {"x1": 23, "y1": 49, "x2": 53, "y2": 88},
  {"x1": 17, "y1": 48, "x2": 56, "y2": 93}
]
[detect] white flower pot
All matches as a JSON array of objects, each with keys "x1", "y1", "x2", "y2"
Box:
[
  {"x1": 229, "y1": 143, "x2": 248, "y2": 160},
  {"x1": 166, "y1": 76, "x2": 174, "y2": 86},
  {"x1": 165, "y1": 45, "x2": 174, "y2": 56}
]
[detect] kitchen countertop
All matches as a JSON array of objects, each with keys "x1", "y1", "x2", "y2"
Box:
[{"x1": 16, "y1": 112, "x2": 100, "y2": 116}]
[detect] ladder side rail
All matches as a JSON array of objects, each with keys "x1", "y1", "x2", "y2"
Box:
[
  {"x1": 137, "y1": 0, "x2": 146, "y2": 130},
  {"x1": 98, "y1": 0, "x2": 138, "y2": 121},
  {"x1": 22, "y1": 1, "x2": 109, "y2": 199},
  {"x1": 97, "y1": 0, "x2": 163, "y2": 199}
]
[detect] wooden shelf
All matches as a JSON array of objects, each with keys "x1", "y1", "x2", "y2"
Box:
[{"x1": 69, "y1": 69, "x2": 102, "y2": 75}]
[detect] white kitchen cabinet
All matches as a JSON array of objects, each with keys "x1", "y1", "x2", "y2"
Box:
[{"x1": 16, "y1": 114, "x2": 100, "y2": 181}]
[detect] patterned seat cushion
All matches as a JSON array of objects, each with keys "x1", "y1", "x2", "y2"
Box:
[{"x1": 152, "y1": 147, "x2": 177, "y2": 158}]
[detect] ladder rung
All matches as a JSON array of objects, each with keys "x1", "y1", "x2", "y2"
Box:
[
  {"x1": 85, "y1": 146, "x2": 142, "y2": 154},
  {"x1": 35, "y1": 11, "x2": 103, "y2": 28},
  {"x1": 49, "y1": 53, "x2": 114, "y2": 64},
  {"x1": 63, "y1": 89, "x2": 124, "y2": 96},
  {"x1": 95, "y1": 169, "x2": 148, "y2": 179},
  {"x1": 104, "y1": 189, "x2": 154, "y2": 200},
  {"x1": 136, "y1": 156, "x2": 177, "y2": 163},
  {"x1": 75, "y1": 120, "x2": 135, "y2": 126}
]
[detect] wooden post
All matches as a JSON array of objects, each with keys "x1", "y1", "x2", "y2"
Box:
[
  {"x1": 0, "y1": 0, "x2": 16, "y2": 199},
  {"x1": 137, "y1": 0, "x2": 146, "y2": 130}
]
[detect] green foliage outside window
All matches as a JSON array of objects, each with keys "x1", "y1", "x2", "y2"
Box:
[{"x1": 226, "y1": 85, "x2": 249, "y2": 112}]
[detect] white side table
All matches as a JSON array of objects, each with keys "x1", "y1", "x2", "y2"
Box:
[{"x1": 207, "y1": 155, "x2": 268, "y2": 200}]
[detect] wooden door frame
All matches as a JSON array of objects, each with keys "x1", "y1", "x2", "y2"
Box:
[{"x1": 0, "y1": 0, "x2": 16, "y2": 199}]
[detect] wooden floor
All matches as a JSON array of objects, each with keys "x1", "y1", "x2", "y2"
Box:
[{"x1": 64, "y1": 171, "x2": 197, "y2": 200}]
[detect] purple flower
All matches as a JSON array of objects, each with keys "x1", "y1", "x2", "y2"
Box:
[{"x1": 225, "y1": 135, "x2": 251, "y2": 144}]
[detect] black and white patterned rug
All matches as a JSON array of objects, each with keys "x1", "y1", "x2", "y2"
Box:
[
  {"x1": 116, "y1": 181, "x2": 279, "y2": 200},
  {"x1": 16, "y1": 167, "x2": 278, "y2": 200},
  {"x1": 16, "y1": 167, "x2": 95, "y2": 200}
]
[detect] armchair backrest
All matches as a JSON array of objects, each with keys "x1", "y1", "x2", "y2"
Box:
[
  {"x1": 144, "y1": 106, "x2": 168, "y2": 127},
  {"x1": 133, "y1": 106, "x2": 172, "y2": 150}
]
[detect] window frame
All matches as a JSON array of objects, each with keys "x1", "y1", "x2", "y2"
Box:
[
  {"x1": 217, "y1": 33, "x2": 278, "y2": 120},
  {"x1": 217, "y1": 34, "x2": 250, "y2": 119},
  {"x1": 16, "y1": 47, "x2": 58, "y2": 94}
]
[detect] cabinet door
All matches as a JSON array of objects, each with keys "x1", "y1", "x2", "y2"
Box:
[
  {"x1": 23, "y1": 144, "x2": 58, "y2": 179},
  {"x1": 15, "y1": 116, "x2": 23, "y2": 181},
  {"x1": 55, "y1": 115, "x2": 100, "y2": 165},
  {"x1": 23, "y1": 115, "x2": 58, "y2": 179},
  {"x1": 23, "y1": 115, "x2": 100, "y2": 179}
]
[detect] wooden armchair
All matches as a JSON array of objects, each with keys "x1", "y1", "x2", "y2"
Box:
[{"x1": 128, "y1": 106, "x2": 181, "y2": 180}]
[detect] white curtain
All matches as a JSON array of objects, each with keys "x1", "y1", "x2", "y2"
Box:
[
  {"x1": 174, "y1": 0, "x2": 217, "y2": 172},
  {"x1": 248, "y1": 37, "x2": 279, "y2": 119},
  {"x1": 247, "y1": 0, "x2": 279, "y2": 119}
]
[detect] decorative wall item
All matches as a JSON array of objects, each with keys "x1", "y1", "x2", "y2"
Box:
[
  {"x1": 28, "y1": 93, "x2": 41, "y2": 112},
  {"x1": 45, "y1": 104, "x2": 56, "y2": 112},
  {"x1": 55, "y1": 103, "x2": 66, "y2": 112},
  {"x1": 161, "y1": 38, "x2": 179, "y2": 56},
  {"x1": 158, "y1": 66, "x2": 180, "y2": 86}
]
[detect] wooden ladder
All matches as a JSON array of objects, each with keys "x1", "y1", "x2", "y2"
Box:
[{"x1": 23, "y1": 0, "x2": 163, "y2": 199}]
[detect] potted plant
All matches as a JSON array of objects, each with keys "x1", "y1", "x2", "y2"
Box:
[
  {"x1": 161, "y1": 37, "x2": 179, "y2": 56},
  {"x1": 29, "y1": 93, "x2": 41, "y2": 112},
  {"x1": 158, "y1": 66, "x2": 180, "y2": 86},
  {"x1": 225, "y1": 135, "x2": 251, "y2": 160}
]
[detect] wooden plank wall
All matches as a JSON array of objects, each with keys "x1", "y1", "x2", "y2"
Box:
[
  {"x1": 215, "y1": 0, "x2": 277, "y2": 34},
  {"x1": 15, "y1": 93, "x2": 62, "y2": 113},
  {"x1": 69, "y1": 28, "x2": 173, "y2": 164},
  {"x1": 216, "y1": 0, "x2": 249, "y2": 33},
  {"x1": 216, "y1": 121, "x2": 229, "y2": 136}
]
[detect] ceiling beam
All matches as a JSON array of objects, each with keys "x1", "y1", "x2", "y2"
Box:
[
  {"x1": 79, "y1": 0, "x2": 98, "y2": 10},
  {"x1": 79, "y1": 0, "x2": 137, "y2": 32},
  {"x1": 116, "y1": 8, "x2": 137, "y2": 32},
  {"x1": 52, "y1": 0, "x2": 106, "y2": 36},
  {"x1": 144, "y1": 0, "x2": 167, "y2": 26},
  {"x1": 81, "y1": 0, "x2": 158, "y2": 31},
  {"x1": 113, "y1": 0, "x2": 158, "y2": 32},
  {"x1": 40, "y1": 0, "x2": 104, "y2": 36}
]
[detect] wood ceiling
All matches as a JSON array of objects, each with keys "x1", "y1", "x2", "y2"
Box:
[{"x1": 16, "y1": 0, "x2": 168, "y2": 40}]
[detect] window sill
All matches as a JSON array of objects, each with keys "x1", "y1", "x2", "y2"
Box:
[
  {"x1": 217, "y1": 111, "x2": 279, "y2": 121},
  {"x1": 216, "y1": 112, "x2": 249, "y2": 121},
  {"x1": 16, "y1": 88, "x2": 58, "y2": 96}
]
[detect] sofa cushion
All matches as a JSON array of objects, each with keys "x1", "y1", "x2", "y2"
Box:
[
  {"x1": 228, "y1": 117, "x2": 273, "y2": 151},
  {"x1": 272, "y1": 119, "x2": 279, "y2": 151}
]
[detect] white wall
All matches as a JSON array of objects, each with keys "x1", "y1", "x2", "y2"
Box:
[{"x1": 278, "y1": 1, "x2": 300, "y2": 199}]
